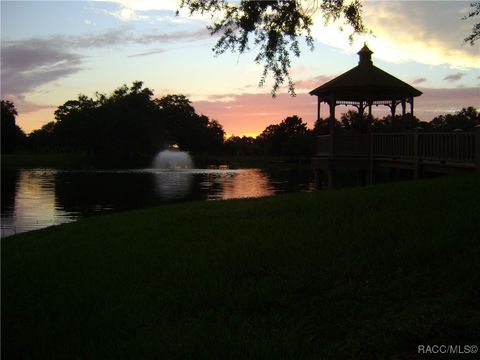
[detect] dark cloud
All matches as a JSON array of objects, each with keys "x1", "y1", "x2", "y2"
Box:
[
  {"x1": 413, "y1": 78, "x2": 427, "y2": 84},
  {"x1": 2, "y1": 43, "x2": 81, "y2": 72},
  {"x1": 1, "y1": 41, "x2": 84, "y2": 113},
  {"x1": 35, "y1": 29, "x2": 179, "y2": 48},
  {"x1": 128, "y1": 48, "x2": 166, "y2": 58},
  {"x1": 2, "y1": 64, "x2": 84, "y2": 97},
  {"x1": 134, "y1": 29, "x2": 211, "y2": 44},
  {"x1": 443, "y1": 72, "x2": 466, "y2": 82},
  {"x1": 3, "y1": 28, "x2": 210, "y2": 51},
  {"x1": 1, "y1": 27, "x2": 211, "y2": 109}
]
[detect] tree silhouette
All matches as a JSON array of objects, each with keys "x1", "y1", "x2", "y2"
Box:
[
  {"x1": 340, "y1": 109, "x2": 368, "y2": 132},
  {"x1": 258, "y1": 115, "x2": 314, "y2": 156},
  {"x1": 179, "y1": 0, "x2": 366, "y2": 95},
  {"x1": 24, "y1": 82, "x2": 225, "y2": 162},
  {"x1": 156, "y1": 95, "x2": 225, "y2": 153},
  {"x1": 430, "y1": 107, "x2": 479, "y2": 131},
  {"x1": 155, "y1": 94, "x2": 197, "y2": 148},
  {"x1": 27, "y1": 122, "x2": 56, "y2": 152},
  {"x1": 224, "y1": 136, "x2": 259, "y2": 156},
  {"x1": 1, "y1": 100, "x2": 25, "y2": 154}
]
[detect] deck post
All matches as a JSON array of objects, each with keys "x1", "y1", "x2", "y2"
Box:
[
  {"x1": 329, "y1": 99, "x2": 336, "y2": 158},
  {"x1": 410, "y1": 97, "x2": 415, "y2": 129},
  {"x1": 358, "y1": 101, "x2": 364, "y2": 132},
  {"x1": 390, "y1": 100, "x2": 396, "y2": 131},
  {"x1": 368, "y1": 130, "x2": 374, "y2": 185},
  {"x1": 475, "y1": 125, "x2": 480, "y2": 173},
  {"x1": 413, "y1": 127, "x2": 422, "y2": 179},
  {"x1": 317, "y1": 97, "x2": 321, "y2": 122},
  {"x1": 367, "y1": 102, "x2": 372, "y2": 133}
]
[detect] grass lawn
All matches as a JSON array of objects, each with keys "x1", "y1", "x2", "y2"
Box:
[{"x1": 2, "y1": 175, "x2": 480, "y2": 359}]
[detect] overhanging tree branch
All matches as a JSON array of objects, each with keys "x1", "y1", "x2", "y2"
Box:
[
  {"x1": 464, "y1": 1, "x2": 480, "y2": 45},
  {"x1": 178, "y1": 0, "x2": 367, "y2": 96}
]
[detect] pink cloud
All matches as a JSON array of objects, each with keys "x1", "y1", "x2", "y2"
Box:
[
  {"x1": 194, "y1": 93, "x2": 318, "y2": 136},
  {"x1": 412, "y1": 77, "x2": 427, "y2": 84},
  {"x1": 415, "y1": 87, "x2": 480, "y2": 115},
  {"x1": 294, "y1": 75, "x2": 333, "y2": 91},
  {"x1": 443, "y1": 72, "x2": 465, "y2": 82},
  {"x1": 193, "y1": 87, "x2": 480, "y2": 136}
]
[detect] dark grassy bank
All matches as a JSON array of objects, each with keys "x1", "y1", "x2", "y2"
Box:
[{"x1": 2, "y1": 175, "x2": 480, "y2": 359}]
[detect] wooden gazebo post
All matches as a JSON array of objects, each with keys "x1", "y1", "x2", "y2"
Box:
[
  {"x1": 328, "y1": 98, "x2": 336, "y2": 189},
  {"x1": 390, "y1": 100, "x2": 396, "y2": 131},
  {"x1": 316, "y1": 97, "x2": 321, "y2": 123}
]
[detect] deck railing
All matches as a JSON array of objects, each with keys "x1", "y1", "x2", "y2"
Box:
[
  {"x1": 316, "y1": 134, "x2": 369, "y2": 157},
  {"x1": 418, "y1": 133, "x2": 476, "y2": 162},
  {"x1": 316, "y1": 135, "x2": 332, "y2": 156},
  {"x1": 316, "y1": 129, "x2": 479, "y2": 168},
  {"x1": 374, "y1": 133, "x2": 414, "y2": 159},
  {"x1": 334, "y1": 135, "x2": 369, "y2": 157}
]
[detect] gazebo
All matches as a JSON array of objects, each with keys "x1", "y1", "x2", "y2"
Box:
[
  {"x1": 309, "y1": 44, "x2": 424, "y2": 188},
  {"x1": 310, "y1": 44, "x2": 422, "y2": 133},
  {"x1": 309, "y1": 45, "x2": 479, "y2": 189}
]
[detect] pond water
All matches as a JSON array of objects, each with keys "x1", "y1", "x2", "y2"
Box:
[{"x1": 1, "y1": 166, "x2": 315, "y2": 237}]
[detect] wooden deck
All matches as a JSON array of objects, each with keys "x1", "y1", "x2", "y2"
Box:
[{"x1": 313, "y1": 127, "x2": 480, "y2": 188}]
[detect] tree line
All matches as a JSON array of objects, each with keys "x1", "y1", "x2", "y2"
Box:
[
  {"x1": 224, "y1": 107, "x2": 480, "y2": 157},
  {"x1": 1, "y1": 82, "x2": 479, "y2": 160},
  {"x1": 2, "y1": 82, "x2": 224, "y2": 162}
]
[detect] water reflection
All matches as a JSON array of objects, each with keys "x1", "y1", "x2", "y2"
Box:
[
  {"x1": 54, "y1": 170, "x2": 158, "y2": 214},
  {"x1": 1, "y1": 167, "x2": 313, "y2": 237},
  {"x1": 152, "y1": 168, "x2": 274, "y2": 200},
  {"x1": 1, "y1": 169, "x2": 75, "y2": 237},
  {"x1": 1, "y1": 168, "x2": 19, "y2": 218},
  {"x1": 217, "y1": 169, "x2": 274, "y2": 199},
  {"x1": 153, "y1": 171, "x2": 193, "y2": 200}
]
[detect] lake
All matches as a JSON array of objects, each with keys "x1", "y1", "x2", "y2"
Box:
[{"x1": 1, "y1": 166, "x2": 315, "y2": 237}]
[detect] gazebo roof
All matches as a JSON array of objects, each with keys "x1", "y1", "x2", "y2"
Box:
[{"x1": 309, "y1": 45, "x2": 422, "y2": 102}]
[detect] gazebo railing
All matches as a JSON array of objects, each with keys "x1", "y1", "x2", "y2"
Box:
[{"x1": 316, "y1": 130, "x2": 478, "y2": 165}]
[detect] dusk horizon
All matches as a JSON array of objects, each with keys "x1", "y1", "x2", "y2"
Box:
[{"x1": 2, "y1": 0, "x2": 479, "y2": 136}]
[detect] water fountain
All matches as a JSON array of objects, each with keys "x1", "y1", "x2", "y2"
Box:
[
  {"x1": 150, "y1": 147, "x2": 194, "y2": 199},
  {"x1": 151, "y1": 148, "x2": 194, "y2": 170}
]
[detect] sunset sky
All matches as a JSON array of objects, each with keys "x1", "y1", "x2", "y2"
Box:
[{"x1": 1, "y1": 0, "x2": 479, "y2": 137}]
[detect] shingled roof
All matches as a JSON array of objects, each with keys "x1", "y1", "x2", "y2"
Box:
[{"x1": 309, "y1": 45, "x2": 422, "y2": 101}]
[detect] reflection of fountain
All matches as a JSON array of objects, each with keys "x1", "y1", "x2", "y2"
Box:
[
  {"x1": 153, "y1": 171, "x2": 193, "y2": 200},
  {"x1": 151, "y1": 149, "x2": 193, "y2": 170}
]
